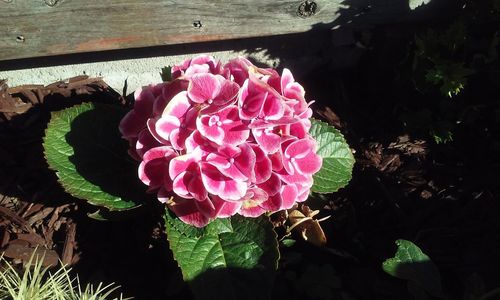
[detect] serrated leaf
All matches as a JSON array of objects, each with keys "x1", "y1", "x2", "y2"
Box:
[
  {"x1": 383, "y1": 239, "x2": 444, "y2": 298},
  {"x1": 43, "y1": 103, "x2": 149, "y2": 210},
  {"x1": 409, "y1": 0, "x2": 431, "y2": 10},
  {"x1": 165, "y1": 211, "x2": 279, "y2": 300},
  {"x1": 309, "y1": 119, "x2": 354, "y2": 193}
]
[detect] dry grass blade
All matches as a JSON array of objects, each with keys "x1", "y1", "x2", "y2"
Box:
[{"x1": 0, "y1": 251, "x2": 132, "y2": 299}]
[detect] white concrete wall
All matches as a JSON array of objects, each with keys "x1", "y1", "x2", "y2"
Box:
[{"x1": 0, "y1": 50, "x2": 279, "y2": 93}]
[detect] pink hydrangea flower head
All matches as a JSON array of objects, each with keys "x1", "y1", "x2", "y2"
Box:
[{"x1": 120, "y1": 55, "x2": 323, "y2": 227}]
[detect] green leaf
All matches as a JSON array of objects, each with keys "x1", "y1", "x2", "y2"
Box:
[
  {"x1": 281, "y1": 239, "x2": 296, "y2": 248},
  {"x1": 160, "y1": 66, "x2": 172, "y2": 82},
  {"x1": 409, "y1": 0, "x2": 431, "y2": 10},
  {"x1": 310, "y1": 119, "x2": 354, "y2": 193},
  {"x1": 383, "y1": 239, "x2": 444, "y2": 298},
  {"x1": 165, "y1": 211, "x2": 279, "y2": 300},
  {"x1": 43, "y1": 103, "x2": 149, "y2": 210}
]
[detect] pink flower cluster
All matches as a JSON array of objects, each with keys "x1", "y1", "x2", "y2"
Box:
[{"x1": 119, "y1": 55, "x2": 322, "y2": 227}]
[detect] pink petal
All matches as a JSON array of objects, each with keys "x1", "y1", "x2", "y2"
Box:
[
  {"x1": 253, "y1": 128, "x2": 281, "y2": 154},
  {"x1": 188, "y1": 173, "x2": 208, "y2": 201},
  {"x1": 248, "y1": 115, "x2": 300, "y2": 129},
  {"x1": 136, "y1": 129, "x2": 161, "y2": 158},
  {"x1": 269, "y1": 151, "x2": 284, "y2": 172},
  {"x1": 238, "y1": 79, "x2": 268, "y2": 120},
  {"x1": 161, "y1": 91, "x2": 191, "y2": 118},
  {"x1": 155, "y1": 79, "x2": 189, "y2": 115},
  {"x1": 170, "y1": 127, "x2": 192, "y2": 151},
  {"x1": 167, "y1": 197, "x2": 211, "y2": 228},
  {"x1": 185, "y1": 130, "x2": 218, "y2": 154},
  {"x1": 233, "y1": 143, "x2": 256, "y2": 179},
  {"x1": 294, "y1": 151, "x2": 322, "y2": 175},
  {"x1": 288, "y1": 119, "x2": 310, "y2": 139},
  {"x1": 259, "y1": 194, "x2": 281, "y2": 211},
  {"x1": 280, "y1": 184, "x2": 298, "y2": 210},
  {"x1": 196, "y1": 115, "x2": 225, "y2": 144},
  {"x1": 196, "y1": 197, "x2": 217, "y2": 219},
  {"x1": 213, "y1": 77, "x2": 240, "y2": 106},
  {"x1": 260, "y1": 93, "x2": 284, "y2": 120},
  {"x1": 188, "y1": 73, "x2": 221, "y2": 103},
  {"x1": 147, "y1": 118, "x2": 170, "y2": 145},
  {"x1": 172, "y1": 171, "x2": 194, "y2": 198},
  {"x1": 218, "y1": 144, "x2": 241, "y2": 158},
  {"x1": 224, "y1": 57, "x2": 253, "y2": 86},
  {"x1": 212, "y1": 196, "x2": 241, "y2": 218},
  {"x1": 250, "y1": 145, "x2": 272, "y2": 184},
  {"x1": 200, "y1": 163, "x2": 226, "y2": 196},
  {"x1": 139, "y1": 146, "x2": 176, "y2": 189},
  {"x1": 280, "y1": 68, "x2": 295, "y2": 95},
  {"x1": 284, "y1": 82, "x2": 306, "y2": 102},
  {"x1": 155, "y1": 115, "x2": 180, "y2": 141},
  {"x1": 206, "y1": 145, "x2": 251, "y2": 181},
  {"x1": 206, "y1": 153, "x2": 231, "y2": 169},
  {"x1": 157, "y1": 186, "x2": 171, "y2": 203},
  {"x1": 219, "y1": 106, "x2": 250, "y2": 146},
  {"x1": 285, "y1": 138, "x2": 315, "y2": 160},
  {"x1": 222, "y1": 122, "x2": 250, "y2": 146},
  {"x1": 239, "y1": 202, "x2": 267, "y2": 217},
  {"x1": 119, "y1": 110, "x2": 146, "y2": 139},
  {"x1": 258, "y1": 173, "x2": 281, "y2": 196},
  {"x1": 168, "y1": 150, "x2": 200, "y2": 180},
  {"x1": 278, "y1": 170, "x2": 313, "y2": 187},
  {"x1": 200, "y1": 162, "x2": 246, "y2": 201},
  {"x1": 220, "y1": 179, "x2": 247, "y2": 201},
  {"x1": 184, "y1": 64, "x2": 210, "y2": 78},
  {"x1": 296, "y1": 185, "x2": 310, "y2": 202},
  {"x1": 191, "y1": 55, "x2": 216, "y2": 66},
  {"x1": 133, "y1": 87, "x2": 155, "y2": 116}
]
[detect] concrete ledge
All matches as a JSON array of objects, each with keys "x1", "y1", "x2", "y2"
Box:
[{"x1": 0, "y1": 50, "x2": 279, "y2": 93}]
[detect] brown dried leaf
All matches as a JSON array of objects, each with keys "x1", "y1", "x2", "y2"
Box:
[
  {"x1": 270, "y1": 210, "x2": 288, "y2": 227},
  {"x1": 0, "y1": 92, "x2": 32, "y2": 115},
  {"x1": 1, "y1": 76, "x2": 112, "y2": 120},
  {"x1": 288, "y1": 206, "x2": 327, "y2": 247},
  {"x1": 3, "y1": 243, "x2": 59, "y2": 267},
  {"x1": 17, "y1": 233, "x2": 47, "y2": 247},
  {"x1": 388, "y1": 135, "x2": 428, "y2": 157}
]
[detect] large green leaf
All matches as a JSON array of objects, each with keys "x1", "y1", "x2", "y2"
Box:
[
  {"x1": 165, "y1": 211, "x2": 279, "y2": 300},
  {"x1": 310, "y1": 119, "x2": 354, "y2": 193},
  {"x1": 383, "y1": 239, "x2": 444, "y2": 299},
  {"x1": 43, "y1": 103, "x2": 149, "y2": 210}
]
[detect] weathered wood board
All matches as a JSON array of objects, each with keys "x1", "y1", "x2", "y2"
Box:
[{"x1": 0, "y1": 0, "x2": 423, "y2": 61}]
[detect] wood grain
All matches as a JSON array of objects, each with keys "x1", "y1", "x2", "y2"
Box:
[{"x1": 0, "y1": 0, "x2": 415, "y2": 61}]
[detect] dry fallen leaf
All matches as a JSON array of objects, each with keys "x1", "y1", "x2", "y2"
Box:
[{"x1": 287, "y1": 205, "x2": 328, "y2": 247}]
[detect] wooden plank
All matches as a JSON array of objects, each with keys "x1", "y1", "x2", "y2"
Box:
[{"x1": 0, "y1": 0, "x2": 422, "y2": 61}]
